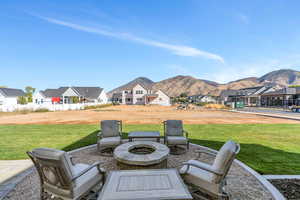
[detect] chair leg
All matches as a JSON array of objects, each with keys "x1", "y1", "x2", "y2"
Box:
[{"x1": 40, "y1": 187, "x2": 47, "y2": 200}]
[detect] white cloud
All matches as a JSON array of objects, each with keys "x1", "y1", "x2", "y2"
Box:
[{"x1": 35, "y1": 15, "x2": 224, "y2": 63}]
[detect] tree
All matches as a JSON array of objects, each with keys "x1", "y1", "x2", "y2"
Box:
[
  {"x1": 179, "y1": 93, "x2": 188, "y2": 98},
  {"x1": 18, "y1": 96, "x2": 27, "y2": 105},
  {"x1": 71, "y1": 96, "x2": 79, "y2": 103},
  {"x1": 25, "y1": 86, "x2": 36, "y2": 103}
]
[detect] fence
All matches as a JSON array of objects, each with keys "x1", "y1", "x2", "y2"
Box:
[{"x1": 0, "y1": 102, "x2": 101, "y2": 112}]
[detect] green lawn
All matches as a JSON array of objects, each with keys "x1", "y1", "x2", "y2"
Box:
[{"x1": 0, "y1": 124, "x2": 299, "y2": 175}]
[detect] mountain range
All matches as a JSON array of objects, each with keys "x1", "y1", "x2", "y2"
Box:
[{"x1": 108, "y1": 69, "x2": 300, "y2": 97}]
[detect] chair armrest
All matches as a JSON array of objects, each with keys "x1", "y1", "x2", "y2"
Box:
[
  {"x1": 97, "y1": 131, "x2": 102, "y2": 139},
  {"x1": 183, "y1": 130, "x2": 189, "y2": 138},
  {"x1": 181, "y1": 161, "x2": 223, "y2": 176},
  {"x1": 72, "y1": 161, "x2": 105, "y2": 181},
  {"x1": 118, "y1": 120, "x2": 122, "y2": 137},
  {"x1": 69, "y1": 156, "x2": 78, "y2": 165},
  {"x1": 195, "y1": 149, "x2": 217, "y2": 157}
]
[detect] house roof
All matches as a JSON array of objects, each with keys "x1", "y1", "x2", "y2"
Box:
[
  {"x1": 41, "y1": 88, "x2": 67, "y2": 98},
  {"x1": 40, "y1": 87, "x2": 103, "y2": 99},
  {"x1": 261, "y1": 87, "x2": 296, "y2": 96},
  {"x1": 219, "y1": 90, "x2": 238, "y2": 97},
  {"x1": 240, "y1": 86, "x2": 264, "y2": 91},
  {"x1": 72, "y1": 87, "x2": 103, "y2": 99},
  {"x1": 123, "y1": 82, "x2": 153, "y2": 91},
  {"x1": 0, "y1": 88, "x2": 26, "y2": 97}
]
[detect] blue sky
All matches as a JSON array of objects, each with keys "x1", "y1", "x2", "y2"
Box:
[{"x1": 2, "y1": 0, "x2": 300, "y2": 91}]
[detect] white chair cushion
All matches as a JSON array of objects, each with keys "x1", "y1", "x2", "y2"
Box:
[
  {"x1": 167, "y1": 136, "x2": 187, "y2": 145},
  {"x1": 101, "y1": 120, "x2": 120, "y2": 137},
  {"x1": 212, "y1": 140, "x2": 236, "y2": 182},
  {"x1": 180, "y1": 160, "x2": 219, "y2": 195},
  {"x1": 98, "y1": 136, "x2": 121, "y2": 147},
  {"x1": 73, "y1": 164, "x2": 103, "y2": 198},
  {"x1": 165, "y1": 120, "x2": 183, "y2": 136}
]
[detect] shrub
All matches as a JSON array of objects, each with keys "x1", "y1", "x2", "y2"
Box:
[
  {"x1": 204, "y1": 103, "x2": 228, "y2": 109},
  {"x1": 194, "y1": 102, "x2": 208, "y2": 106},
  {"x1": 84, "y1": 103, "x2": 113, "y2": 110},
  {"x1": 34, "y1": 108, "x2": 50, "y2": 112}
]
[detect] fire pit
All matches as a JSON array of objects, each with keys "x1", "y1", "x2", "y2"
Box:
[
  {"x1": 129, "y1": 146, "x2": 155, "y2": 154},
  {"x1": 113, "y1": 141, "x2": 169, "y2": 169}
]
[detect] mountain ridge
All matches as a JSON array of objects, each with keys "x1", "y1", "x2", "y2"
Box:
[{"x1": 108, "y1": 69, "x2": 300, "y2": 97}]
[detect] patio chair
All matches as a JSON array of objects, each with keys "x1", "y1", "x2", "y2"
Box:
[
  {"x1": 179, "y1": 140, "x2": 240, "y2": 200},
  {"x1": 97, "y1": 120, "x2": 122, "y2": 155},
  {"x1": 27, "y1": 148, "x2": 105, "y2": 200},
  {"x1": 163, "y1": 120, "x2": 189, "y2": 153}
]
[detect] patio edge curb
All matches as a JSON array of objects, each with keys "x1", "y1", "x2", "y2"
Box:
[{"x1": 263, "y1": 175, "x2": 300, "y2": 180}]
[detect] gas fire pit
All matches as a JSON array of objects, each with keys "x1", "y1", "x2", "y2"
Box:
[{"x1": 113, "y1": 141, "x2": 169, "y2": 169}]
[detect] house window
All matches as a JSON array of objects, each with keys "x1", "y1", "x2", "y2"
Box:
[
  {"x1": 127, "y1": 98, "x2": 131, "y2": 102},
  {"x1": 136, "y1": 90, "x2": 143, "y2": 94},
  {"x1": 35, "y1": 99, "x2": 38, "y2": 104},
  {"x1": 41, "y1": 99, "x2": 44, "y2": 104},
  {"x1": 137, "y1": 98, "x2": 143, "y2": 101}
]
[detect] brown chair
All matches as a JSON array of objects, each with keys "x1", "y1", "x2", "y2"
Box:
[{"x1": 27, "y1": 148, "x2": 105, "y2": 200}]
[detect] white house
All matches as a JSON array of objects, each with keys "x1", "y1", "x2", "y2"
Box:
[
  {"x1": 188, "y1": 94, "x2": 217, "y2": 103},
  {"x1": 112, "y1": 83, "x2": 171, "y2": 106},
  {"x1": 33, "y1": 86, "x2": 108, "y2": 105},
  {"x1": 148, "y1": 90, "x2": 171, "y2": 106},
  {"x1": 0, "y1": 88, "x2": 26, "y2": 106}
]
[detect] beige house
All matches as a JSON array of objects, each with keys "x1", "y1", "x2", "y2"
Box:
[{"x1": 112, "y1": 83, "x2": 170, "y2": 106}]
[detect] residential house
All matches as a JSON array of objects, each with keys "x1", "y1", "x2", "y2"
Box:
[
  {"x1": 0, "y1": 88, "x2": 26, "y2": 106},
  {"x1": 240, "y1": 86, "x2": 276, "y2": 106},
  {"x1": 111, "y1": 83, "x2": 171, "y2": 106},
  {"x1": 34, "y1": 87, "x2": 107, "y2": 105},
  {"x1": 219, "y1": 86, "x2": 276, "y2": 106},
  {"x1": 260, "y1": 87, "x2": 300, "y2": 107},
  {"x1": 188, "y1": 94, "x2": 217, "y2": 103},
  {"x1": 219, "y1": 90, "x2": 240, "y2": 105}
]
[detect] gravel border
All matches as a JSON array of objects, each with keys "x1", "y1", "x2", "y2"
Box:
[{"x1": 269, "y1": 179, "x2": 300, "y2": 200}]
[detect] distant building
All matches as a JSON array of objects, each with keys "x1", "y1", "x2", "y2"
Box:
[
  {"x1": 111, "y1": 83, "x2": 170, "y2": 106},
  {"x1": 261, "y1": 87, "x2": 300, "y2": 107},
  {"x1": 188, "y1": 94, "x2": 217, "y2": 103},
  {"x1": 33, "y1": 87, "x2": 107, "y2": 105},
  {"x1": 219, "y1": 86, "x2": 276, "y2": 106},
  {"x1": 0, "y1": 88, "x2": 26, "y2": 106}
]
